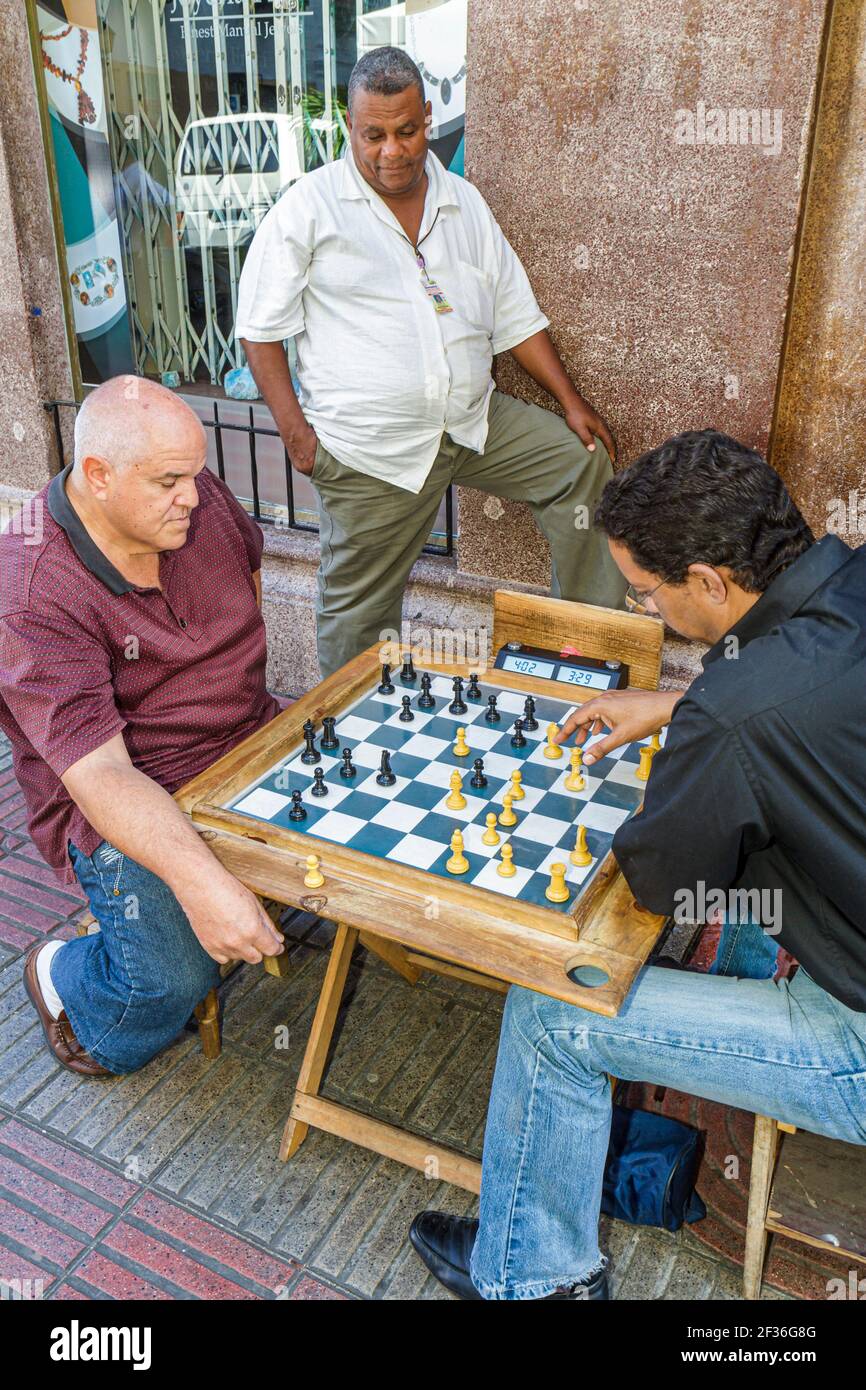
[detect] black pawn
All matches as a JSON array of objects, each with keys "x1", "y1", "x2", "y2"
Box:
[
  {"x1": 510, "y1": 718, "x2": 527, "y2": 749},
  {"x1": 418, "y1": 673, "x2": 435, "y2": 709},
  {"x1": 376, "y1": 750, "x2": 397, "y2": 786},
  {"x1": 311, "y1": 767, "x2": 328, "y2": 797},
  {"x1": 300, "y1": 719, "x2": 320, "y2": 765},
  {"x1": 288, "y1": 789, "x2": 307, "y2": 821},
  {"x1": 484, "y1": 694, "x2": 501, "y2": 723},
  {"x1": 399, "y1": 695, "x2": 415, "y2": 722},
  {"x1": 470, "y1": 757, "x2": 488, "y2": 790},
  {"x1": 466, "y1": 673, "x2": 482, "y2": 700},
  {"x1": 449, "y1": 676, "x2": 467, "y2": 715},
  {"x1": 400, "y1": 655, "x2": 417, "y2": 684},
  {"x1": 378, "y1": 663, "x2": 395, "y2": 694},
  {"x1": 321, "y1": 715, "x2": 339, "y2": 750},
  {"x1": 522, "y1": 695, "x2": 539, "y2": 731},
  {"x1": 339, "y1": 747, "x2": 357, "y2": 779}
]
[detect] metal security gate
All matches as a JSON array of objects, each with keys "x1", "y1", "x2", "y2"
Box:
[{"x1": 94, "y1": 0, "x2": 356, "y2": 385}]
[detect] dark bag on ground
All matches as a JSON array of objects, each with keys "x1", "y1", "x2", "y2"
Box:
[{"x1": 602, "y1": 1103, "x2": 706, "y2": 1231}]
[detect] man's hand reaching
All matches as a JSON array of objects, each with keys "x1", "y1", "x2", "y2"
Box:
[
  {"x1": 177, "y1": 870, "x2": 286, "y2": 966},
  {"x1": 555, "y1": 689, "x2": 683, "y2": 765}
]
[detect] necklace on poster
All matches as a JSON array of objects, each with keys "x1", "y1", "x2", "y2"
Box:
[{"x1": 40, "y1": 23, "x2": 97, "y2": 126}]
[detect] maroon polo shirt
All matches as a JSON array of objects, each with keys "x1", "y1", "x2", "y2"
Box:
[{"x1": 0, "y1": 463, "x2": 280, "y2": 885}]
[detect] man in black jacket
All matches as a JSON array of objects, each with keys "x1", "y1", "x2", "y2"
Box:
[{"x1": 409, "y1": 429, "x2": 866, "y2": 1299}]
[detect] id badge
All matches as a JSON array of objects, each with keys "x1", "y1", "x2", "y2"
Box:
[{"x1": 423, "y1": 279, "x2": 453, "y2": 314}]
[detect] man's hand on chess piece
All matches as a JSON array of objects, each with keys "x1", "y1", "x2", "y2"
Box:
[{"x1": 555, "y1": 689, "x2": 683, "y2": 766}]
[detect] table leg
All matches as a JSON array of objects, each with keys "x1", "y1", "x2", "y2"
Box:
[
  {"x1": 195, "y1": 988, "x2": 221, "y2": 1060},
  {"x1": 280, "y1": 922, "x2": 359, "y2": 1161},
  {"x1": 743, "y1": 1114, "x2": 780, "y2": 1299},
  {"x1": 358, "y1": 931, "x2": 422, "y2": 985}
]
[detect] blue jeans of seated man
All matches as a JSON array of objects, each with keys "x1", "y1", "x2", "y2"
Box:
[
  {"x1": 710, "y1": 915, "x2": 780, "y2": 980},
  {"x1": 51, "y1": 841, "x2": 221, "y2": 1075},
  {"x1": 469, "y1": 921, "x2": 866, "y2": 1300}
]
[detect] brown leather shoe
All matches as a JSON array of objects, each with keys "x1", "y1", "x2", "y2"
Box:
[{"x1": 23, "y1": 944, "x2": 112, "y2": 1077}]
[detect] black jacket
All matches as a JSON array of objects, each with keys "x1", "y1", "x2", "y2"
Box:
[{"x1": 614, "y1": 536, "x2": 866, "y2": 1011}]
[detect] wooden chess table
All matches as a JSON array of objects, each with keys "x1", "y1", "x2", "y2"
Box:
[{"x1": 175, "y1": 593, "x2": 668, "y2": 1192}]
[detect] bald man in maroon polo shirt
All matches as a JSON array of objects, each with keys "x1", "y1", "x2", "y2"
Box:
[{"x1": 0, "y1": 378, "x2": 285, "y2": 1075}]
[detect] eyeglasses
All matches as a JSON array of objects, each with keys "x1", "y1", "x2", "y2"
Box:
[{"x1": 625, "y1": 577, "x2": 670, "y2": 614}]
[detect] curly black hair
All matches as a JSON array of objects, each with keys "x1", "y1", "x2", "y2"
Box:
[{"x1": 595, "y1": 430, "x2": 814, "y2": 592}]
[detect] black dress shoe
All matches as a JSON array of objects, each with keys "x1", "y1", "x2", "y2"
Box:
[{"x1": 409, "y1": 1211, "x2": 609, "y2": 1300}]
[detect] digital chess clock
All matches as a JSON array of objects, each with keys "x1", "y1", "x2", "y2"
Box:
[{"x1": 494, "y1": 642, "x2": 629, "y2": 691}]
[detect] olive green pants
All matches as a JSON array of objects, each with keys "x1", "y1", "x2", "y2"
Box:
[{"x1": 311, "y1": 389, "x2": 627, "y2": 678}]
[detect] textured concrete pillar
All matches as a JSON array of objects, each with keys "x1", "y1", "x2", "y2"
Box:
[
  {"x1": 459, "y1": 0, "x2": 828, "y2": 587},
  {"x1": 770, "y1": 0, "x2": 866, "y2": 542},
  {"x1": 0, "y1": 5, "x2": 72, "y2": 493}
]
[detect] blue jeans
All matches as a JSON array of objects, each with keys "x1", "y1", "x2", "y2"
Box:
[
  {"x1": 470, "y1": 925, "x2": 866, "y2": 1299},
  {"x1": 52, "y1": 840, "x2": 221, "y2": 1074}
]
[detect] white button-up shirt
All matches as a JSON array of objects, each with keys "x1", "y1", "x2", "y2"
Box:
[{"x1": 235, "y1": 148, "x2": 549, "y2": 493}]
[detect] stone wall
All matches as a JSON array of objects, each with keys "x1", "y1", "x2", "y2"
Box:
[{"x1": 458, "y1": 0, "x2": 829, "y2": 586}]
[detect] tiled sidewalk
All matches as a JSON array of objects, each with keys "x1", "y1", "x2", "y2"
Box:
[{"x1": 0, "y1": 733, "x2": 798, "y2": 1301}]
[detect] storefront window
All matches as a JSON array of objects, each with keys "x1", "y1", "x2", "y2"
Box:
[{"x1": 34, "y1": 0, "x2": 468, "y2": 391}]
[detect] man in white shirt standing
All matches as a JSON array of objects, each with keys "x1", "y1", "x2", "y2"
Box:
[{"x1": 237, "y1": 47, "x2": 626, "y2": 677}]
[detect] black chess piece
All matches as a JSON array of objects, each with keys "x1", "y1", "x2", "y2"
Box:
[
  {"x1": 399, "y1": 695, "x2": 414, "y2": 722},
  {"x1": 510, "y1": 718, "x2": 527, "y2": 748},
  {"x1": 484, "y1": 694, "x2": 501, "y2": 723},
  {"x1": 321, "y1": 715, "x2": 339, "y2": 750},
  {"x1": 311, "y1": 767, "x2": 328, "y2": 797},
  {"x1": 339, "y1": 747, "x2": 357, "y2": 779},
  {"x1": 418, "y1": 673, "x2": 435, "y2": 709},
  {"x1": 300, "y1": 719, "x2": 321, "y2": 764},
  {"x1": 449, "y1": 676, "x2": 467, "y2": 715},
  {"x1": 470, "y1": 757, "x2": 488, "y2": 789},
  {"x1": 288, "y1": 789, "x2": 307, "y2": 821},
  {"x1": 400, "y1": 655, "x2": 417, "y2": 684},
  {"x1": 522, "y1": 695, "x2": 539, "y2": 731},
  {"x1": 378, "y1": 663, "x2": 395, "y2": 694},
  {"x1": 376, "y1": 750, "x2": 397, "y2": 786},
  {"x1": 466, "y1": 673, "x2": 482, "y2": 700}
]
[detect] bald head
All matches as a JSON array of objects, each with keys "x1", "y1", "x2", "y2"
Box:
[
  {"x1": 68, "y1": 375, "x2": 208, "y2": 559},
  {"x1": 74, "y1": 376, "x2": 205, "y2": 473}
]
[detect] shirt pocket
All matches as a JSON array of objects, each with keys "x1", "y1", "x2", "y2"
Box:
[{"x1": 453, "y1": 260, "x2": 496, "y2": 335}]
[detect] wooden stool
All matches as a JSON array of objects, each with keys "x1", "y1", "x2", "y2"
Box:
[
  {"x1": 74, "y1": 896, "x2": 291, "y2": 1060},
  {"x1": 744, "y1": 1115, "x2": 866, "y2": 1298}
]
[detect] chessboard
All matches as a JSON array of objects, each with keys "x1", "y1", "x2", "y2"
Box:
[{"x1": 226, "y1": 667, "x2": 665, "y2": 916}]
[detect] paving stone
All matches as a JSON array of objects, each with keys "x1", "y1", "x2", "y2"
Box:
[
  {"x1": 0, "y1": 1193, "x2": 85, "y2": 1270},
  {"x1": 130, "y1": 1191, "x2": 296, "y2": 1287},
  {"x1": 661, "y1": 1247, "x2": 719, "y2": 1300},
  {"x1": 610, "y1": 1230, "x2": 678, "y2": 1299},
  {"x1": 258, "y1": 1133, "x2": 387, "y2": 1261},
  {"x1": 407, "y1": 1009, "x2": 500, "y2": 1137},
  {"x1": 289, "y1": 1273, "x2": 349, "y2": 1299},
  {"x1": 94, "y1": 1050, "x2": 252, "y2": 1178},
  {"x1": 0, "y1": 1152, "x2": 116, "y2": 1238},
  {"x1": 313, "y1": 972, "x2": 410, "y2": 1092},
  {"x1": 0, "y1": 1117, "x2": 138, "y2": 1206},
  {"x1": 69, "y1": 1250, "x2": 173, "y2": 1301},
  {"x1": 338, "y1": 1171, "x2": 476, "y2": 1299},
  {"x1": 154, "y1": 1060, "x2": 292, "y2": 1208}
]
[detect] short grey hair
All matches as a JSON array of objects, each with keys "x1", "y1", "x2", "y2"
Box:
[{"x1": 348, "y1": 46, "x2": 425, "y2": 114}]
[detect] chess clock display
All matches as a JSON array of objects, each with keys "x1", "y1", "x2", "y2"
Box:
[{"x1": 494, "y1": 642, "x2": 629, "y2": 691}]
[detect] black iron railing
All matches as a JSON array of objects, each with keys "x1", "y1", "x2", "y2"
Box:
[{"x1": 45, "y1": 398, "x2": 456, "y2": 558}]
